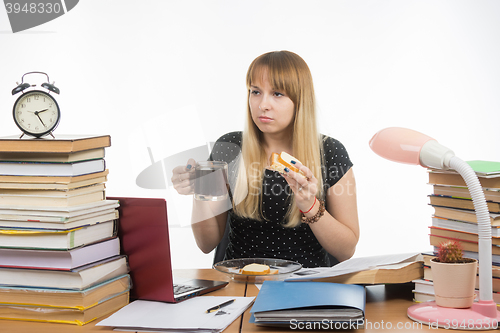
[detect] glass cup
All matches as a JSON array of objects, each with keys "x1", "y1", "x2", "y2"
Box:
[{"x1": 194, "y1": 161, "x2": 229, "y2": 201}]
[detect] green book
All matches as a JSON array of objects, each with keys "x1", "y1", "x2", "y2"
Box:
[{"x1": 466, "y1": 161, "x2": 500, "y2": 176}]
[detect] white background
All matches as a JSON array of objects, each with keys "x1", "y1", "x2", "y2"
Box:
[{"x1": 1, "y1": 1, "x2": 499, "y2": 269}]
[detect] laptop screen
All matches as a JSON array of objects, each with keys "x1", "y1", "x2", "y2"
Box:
[{"x1": 108, "y1": 197, "x2": 176, "y2": 302}]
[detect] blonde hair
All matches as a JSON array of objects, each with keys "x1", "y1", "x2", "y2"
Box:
[{"x1": 232, "y1": 51, "x2": 324, "y2": 228}]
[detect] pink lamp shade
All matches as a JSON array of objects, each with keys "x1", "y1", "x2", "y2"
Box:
[
  {"x1": 369, "y1": 127, "x2": 435, "y2": 166},
  {"x1": 369, "y1": 127, "x2": 455, "y2": 169}
]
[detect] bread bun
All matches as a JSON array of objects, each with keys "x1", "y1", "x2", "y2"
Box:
[
  {"x1": 241, "y1": 263, "x2": 271, "y2": 275},
  {"x1": 269, "y1": 152, "x2": 306, "y2": 177}
]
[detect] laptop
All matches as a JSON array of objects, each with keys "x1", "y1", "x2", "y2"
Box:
[{"x1": 107, "y1": 196, "x2": 228, "y2": 303}]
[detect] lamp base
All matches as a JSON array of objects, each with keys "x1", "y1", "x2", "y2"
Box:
[{"x1": 407, "y1": 301, "x2": 500, "y2": 330}]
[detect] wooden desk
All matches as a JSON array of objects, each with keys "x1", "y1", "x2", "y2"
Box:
[
  {"x1": 243, "y1": 283, "x2": 498, "y2": 332},
  {"x1": 1, "y1": 270, "x2": 498, "y2": 332}
]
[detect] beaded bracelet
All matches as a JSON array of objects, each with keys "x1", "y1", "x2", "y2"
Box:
[{"x1": 301, "y1": 199, "x2": 325, "y2": 224}]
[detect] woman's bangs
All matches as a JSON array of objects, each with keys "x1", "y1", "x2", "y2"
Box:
[
  {"x1": 247, "y1": 55, "x2": 297, "y2": 102},
  {"x1": 267, "y1": 66, "x2": 291, "y2": 95}
]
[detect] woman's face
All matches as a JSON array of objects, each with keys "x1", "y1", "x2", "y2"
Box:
[{"x1": 249, "y1": 72, "x2": 295, "y2": 137}]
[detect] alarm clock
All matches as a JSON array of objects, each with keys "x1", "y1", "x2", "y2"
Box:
[{"x1": 12, "y1": 72, "x2": 61, "y2": 138}]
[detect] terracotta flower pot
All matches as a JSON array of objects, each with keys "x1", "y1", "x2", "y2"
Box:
[{"x1": 430, "y1": 258, "x2": 477, "y2": 308}]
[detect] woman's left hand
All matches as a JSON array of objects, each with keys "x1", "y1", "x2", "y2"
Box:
[{"x1": 282, "y1": 161, "x2": 318, "y2": 212}]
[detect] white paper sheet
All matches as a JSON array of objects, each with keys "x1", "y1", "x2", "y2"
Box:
[{"x1": 97, "y1": 296, "x2": 254, "y2": 333}]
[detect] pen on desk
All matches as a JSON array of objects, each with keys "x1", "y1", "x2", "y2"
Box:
[{"x1": 206, "y1": 299, "x2": 236, "y2": 313}]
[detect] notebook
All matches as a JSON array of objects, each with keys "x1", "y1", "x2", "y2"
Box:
[{"x1": 107, "y1": 196, "x2": 228, "y2": 303}]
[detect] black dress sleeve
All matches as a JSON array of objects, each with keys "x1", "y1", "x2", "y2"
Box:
[
  {"x1": 321, "y1": 136, "x2": 353, "y2": 190},
  {"x1": 208, "y1": 131, "x2": 242, "y2": 164}
]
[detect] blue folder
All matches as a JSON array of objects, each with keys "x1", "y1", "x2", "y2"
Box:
[{"x1": 249, "y1": 280, "x2": 365, "y2": 324}]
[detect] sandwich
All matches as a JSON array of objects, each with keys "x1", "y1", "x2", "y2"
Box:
[
  {"x1": 240, "y1": 263, "x2": 278, "y2": 275},
  {"x1": 269, "y1": 152, "x2": 306, "y2": 177}
]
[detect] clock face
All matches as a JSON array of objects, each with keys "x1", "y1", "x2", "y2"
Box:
[{"x1": 13, "y1": 90, "x2": 60, "y2": 137}]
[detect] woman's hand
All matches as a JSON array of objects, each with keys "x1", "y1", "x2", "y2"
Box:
[
  {"x1": 282, "y1": 160, "x2": 319, "y2": 213},
  {"x1": 171, "y1": 158, "x2": 196, "y2": 195}
]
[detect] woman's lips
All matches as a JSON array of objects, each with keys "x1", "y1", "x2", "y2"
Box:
[{"x1": 259, "y1": 116, "x2": 273, "y2": 123}]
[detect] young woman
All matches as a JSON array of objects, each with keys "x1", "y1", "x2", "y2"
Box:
[{"x1": 172, "y1": 51, "x2": 359, "y2": 267}]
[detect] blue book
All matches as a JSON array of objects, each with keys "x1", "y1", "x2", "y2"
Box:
[{"x1": 250, "y1": 281, "x2": 365, "y2": 327}]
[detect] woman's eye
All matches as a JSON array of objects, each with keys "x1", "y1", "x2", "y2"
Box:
[
  {"x1": 250, "y1": 90, "x2": 260, "y2": 95},
  {"x1": 274, "y1": 92, "x2": 285, "y2": 97}
]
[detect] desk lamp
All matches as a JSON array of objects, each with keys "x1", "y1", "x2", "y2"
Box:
[{"x1": 369, "y1": 127, "x2": 500, "y2": 329}]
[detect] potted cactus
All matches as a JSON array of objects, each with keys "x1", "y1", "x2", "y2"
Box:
[{"x1": 430, "y1": 240, "x2": 477, "y2": 308}]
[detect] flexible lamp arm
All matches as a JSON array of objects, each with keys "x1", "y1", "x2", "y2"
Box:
[
  {"x1": 449, "y1": 156, "x2": 492, "y2": 301},
  {"x1": 369, "y1": 127, "x2": 493, "y2": 302}
]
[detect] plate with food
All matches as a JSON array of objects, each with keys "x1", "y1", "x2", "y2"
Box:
[{"x1": 213, "y1": 258, "x2": 302, "y2": 283}]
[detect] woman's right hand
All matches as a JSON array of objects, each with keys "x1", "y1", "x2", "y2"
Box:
[{"x1": 171, "y1": 158, "x2": 196, "y2": 195}]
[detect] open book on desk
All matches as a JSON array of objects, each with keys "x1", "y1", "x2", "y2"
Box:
[
  {"x1": 285, "y1": 253, "x2": 423, "y2": 284},
  {"x1": 96, "y1": 296, "x2": 254, "y2": 333}
]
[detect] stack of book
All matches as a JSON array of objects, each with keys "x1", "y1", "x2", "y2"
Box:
[
  {"x1": 0, "y1": 135, "x2": 130, "y2": 325},
  {"x1": 413, "y1": 160, "x2": 500, "y2": 303}
]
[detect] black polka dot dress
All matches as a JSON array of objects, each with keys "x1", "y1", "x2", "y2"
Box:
[{"x1": 209, "y1": 132, "x2": 353, "y2": 268}]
